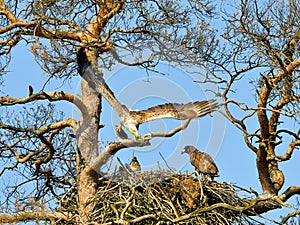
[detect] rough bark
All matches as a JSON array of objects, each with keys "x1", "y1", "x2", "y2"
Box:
[
  {"x1": 76, "y1": 48, "x2": 102, "y2": 218},
  {"x1": 0, "y1": 211, "x2": 69, "y2": 223}
]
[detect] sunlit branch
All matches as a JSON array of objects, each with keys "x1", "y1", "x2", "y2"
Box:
[
  {"x1": 0, "y1": 21, "x2": 81, "y2": 42},
  {"x1": 33, "y1": 130, "x2": 59, "y2": 172},
  {"x1": 272, "y1": 58, "x2": 300, "y2": 85},
  {"x1": 89, "y1": 119, "x2": 193, "y2": 171},
  {"x1": 276, "y1": 141, "x2": 300, "y2": 162},
  {"x1": 5, "y1": 129, "x2": 59, "y2": 168},
  {"x1": 282, "y1": 27, "x2": 300, "y2": 64},
  {"x1": 151, "y1": 119, "x2": 191, "y2": 137},
  {"x1": 279, "y1": 186, "x2": 300, "y2": 202},
  {"x1": 281, "y1": 210, "x2": 300, "y2": 224},
  {"x1": 0, "y1": 118, "x2": 78, "y2": 134},
  {"x1": 0, "y1": 91, "x2": 88, "y2": 118},
  {"x1": 89, "y1": 136, "x2": 151, "y2": 172},
  {"x1": 0, "y1": 0, "x2": 81, "y2": 42},
  {"x1": 0, "y1": 21, "x2": 35, "y2": 34},
  {"x1": 0, "y1": 210, "x2": 69, "y2": 223},
  {"x1": 87, "y1": 0, "x2": 125, "y2": 37},
  {"x1": 43, "y1": 18, "x2": 81, "y2": 32},
  {"x1": 0, "y1": 0, "x2": 18, "y2": 23},
  {"x1": 0, "y1": 35, "x2": 21, "y2": 54},
  {"x1": 172, "y1": 194, "x2": 289, "y2": 223}
]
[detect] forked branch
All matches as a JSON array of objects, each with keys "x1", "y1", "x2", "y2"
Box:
[
  {"x1": 89, "y1": 120, "x2": 192, "y2": 171},
  {"x1": 276, "y1": 141, "x2": 300, "y2": 161}
]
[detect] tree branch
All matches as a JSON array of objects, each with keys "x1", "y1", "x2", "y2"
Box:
[
  {"x1": 172, "y1": 194, "x2": 288, "y2": 223},
  {"x1": 276, "y1": 141, "x2": 300, "y2": 161},
  {"x1": 0, "y1": 118, "x2": 78, "y2": 134},
  {"x1": 279, "y1": 186, "x2": 300, "y2": 202},
  {"x1": 151, "y1": 119, "x2": 191, "y2": 137},
  {"x1": 89, "y1": 119, "x2": 193, "y2": 171},
  {"x1": 0, "y1": 0, "x2": 18, "y2": 23},
  {"x1": 0, "y1": 210, "x2": 70, "y2": 223},
  {"x1": 281, "y1": 210, "x2": 300, "y2": 224},
  {"x1": 33, "y1": 130, "x2": 59, "y2": 173},
  {"x1": 253, "y1": 185, "x2": 300, "y2": 214},
  {"x1": 89, "y1": 136, "x2": 151, "y2": 172},
  {"x1": 222, "y1": 99, "x2": 258, "y2": 153},
  {"x1": 0, "y1": 91, "x2": 88, "y2": 118},
  {"x1": 269, "y1": 94, "x2": 300, "y2": 140},
  {"x1": 89, "y1": 0, "x2": 125, "y2": 37}
]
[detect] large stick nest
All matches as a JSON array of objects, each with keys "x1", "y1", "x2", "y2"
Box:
[{"x1": 84, "y1": 170, "x2": 263, "y2": 224}]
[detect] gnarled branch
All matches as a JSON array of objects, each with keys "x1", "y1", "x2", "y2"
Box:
[
  {"x1": 89, "y1": 119, "x2": 192, "y2": 171},
  {"x1": 276, "y1": 141, "x2": 300, "y2": 161},
  {"x1": 0, "y1": 210, "x2": 70, "y2": 223},
  {"x1": 0, "y1": 117, "x2": 78, "y2": 134},
  {"x1": 0, "y1": 91, "x2": 88, "y2": 118},
  {"x1": 89, "y1": 137, "x2": 151, "y2": 172}
]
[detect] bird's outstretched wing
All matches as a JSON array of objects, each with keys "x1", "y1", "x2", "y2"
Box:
[{"x1": 130, "y1": 100, "x2": 219, "y2": 124}]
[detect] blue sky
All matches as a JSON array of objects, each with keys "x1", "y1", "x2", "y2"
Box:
[{"x1": 2, "y1": 40, "x2": 300, "y2": 223}]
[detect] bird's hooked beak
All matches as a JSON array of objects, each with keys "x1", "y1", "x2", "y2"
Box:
[
  {"x1": 132, "y1": 130, "x2": 139, "y2": 139},
  {"x1": 181, "y1": 148, "x2": 186, "y2": 154}
]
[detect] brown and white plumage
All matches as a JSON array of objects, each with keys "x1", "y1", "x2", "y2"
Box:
[
  {"x1": 130, "y1": 156, "x2": 141, "y2": 172},
  {"x1": 130, "y1": 100, "x2": 218, "y2": 123},
  {"x1": 94, "y1": 76, "x2": 219, "y2": 138},
  {"x1": 120, "y1": 100, "x2": 219, "y2": 138},
  {"x1": 182, "y1": 145, "x2": 219, "y2": 180}
]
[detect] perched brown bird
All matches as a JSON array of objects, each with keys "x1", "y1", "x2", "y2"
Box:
[
  {"x1": 115, "y1": 125, "x2": 128, "y2": 139},
  {"x1": 130, "y1": 156, "x2": 141, "y2": 172},
  {"x1": 28, "y1": 85, "x2": 33, "y2": 96},
  {"x1": 182, "y1": 145, "x2": 219, "y2": 180}
]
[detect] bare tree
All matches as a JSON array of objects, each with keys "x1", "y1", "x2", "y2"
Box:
[
  {"x1": 0, "y1": 0, "x2": 216, "y2": 223},
  {"x1": 198, "y1": 0, "x2": 300, "y2": 217},
  {"x1": 4, "y1": 0, "x2": 300, "y2": 223}
]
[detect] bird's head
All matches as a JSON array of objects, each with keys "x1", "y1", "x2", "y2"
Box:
[
  {"x1": 131, "y1": 156, "x2": 138, "y2": 162},
  {"x1": 126, "y1": 124, "x2": 139, "y2": 138},
  {"x1": 115, "y1": 125, "x2": 121, "y2": 132},
  {"x1": 122, "y1": 117, "x2": 139, "y2": 138},
  {"x1": 181, "y1": 145, "x2": 196, "y2": 154}
]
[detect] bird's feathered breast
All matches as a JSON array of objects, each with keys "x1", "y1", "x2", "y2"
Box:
[
  {"x1": 190, "y1": 151, "x2": 219, "y2": 176},
  {"x1": 130, "y1": 100, "x2": 219, "y2": 124}
]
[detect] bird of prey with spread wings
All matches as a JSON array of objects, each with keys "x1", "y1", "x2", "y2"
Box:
[
  {"x1": 182, "y1": 145, "x2": 219, "y2": 180},
  {"x1": 95, "y1": 77, "x2": 219, "y2": 138}
]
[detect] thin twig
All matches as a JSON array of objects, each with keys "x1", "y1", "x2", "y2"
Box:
[{"x1": 159, "y1": 152, "x2": 175, "y2": 173}]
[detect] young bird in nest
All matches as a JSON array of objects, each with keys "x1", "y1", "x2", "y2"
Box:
[{"x1": 130, "y1": 156, "x2": 141, "y2": 172}]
